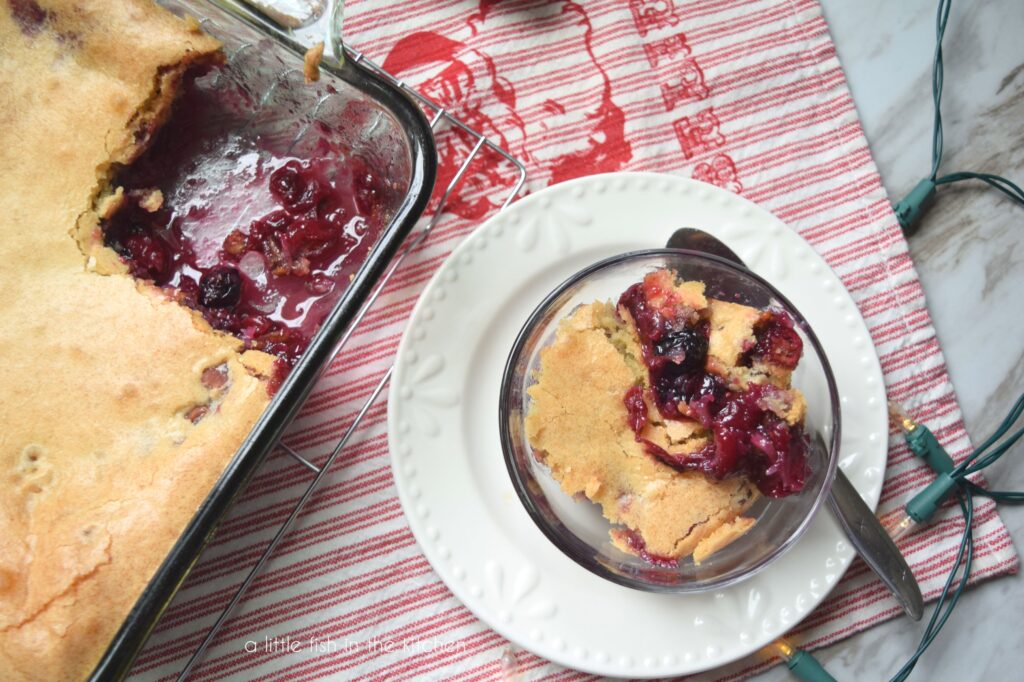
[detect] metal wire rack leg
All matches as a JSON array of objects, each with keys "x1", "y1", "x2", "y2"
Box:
[{"x1": 175, "y1": 48, "x2": 526, "y2": 680}]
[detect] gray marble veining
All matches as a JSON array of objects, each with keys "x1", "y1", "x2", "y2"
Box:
[{"x1": 746, "y1": 1, "x2": 1024, "y2": 680}]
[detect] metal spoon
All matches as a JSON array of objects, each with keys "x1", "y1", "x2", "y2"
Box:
[{"x1": 666, "y1": 227, "x2": 924, "y2": 621}]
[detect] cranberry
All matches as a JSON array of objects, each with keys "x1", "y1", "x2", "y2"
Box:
[
  {"x1": 322, "y1": 207, "x2": 348, "y2": 231},
  {"x1": 754, "y1": 420, "x2": 808, "y2": 496},
  {"x1": 254, "y1": 328, "x2": 306, "y2": 367},
  {"x1": 294, "y1": 179, "x2": 322, "y2": 212},
  {"x1": 284, "y1": 216, "x2": 334, "y2": 256},
  {"x1": 239, "y1": 210, "x2": 289, "y2": 256},
  {"x1": 621, "y1": 277, "x2": 710, "y2": 418},
  {"x1": 269, "y1": 162, "x2": 303, "y2": 205},
  {"x1": 258, "y1": 209, "x2": 292, "y2": 236},
  {"x1": 185, "y1": 405, "x2": 209, "y2": 423},
  {"x1": 122, "y1": 233, "x2": 171, "y2": 283},
  {"x1": 201, "y1": 364, "x2": 229, "y2": 390},
  {"x1": 269, "y1": 161, "x2": 321, "y2": 211},
  {"x1": 236, "y1": 204, "x2": 348, "y2": 274},
  {"x1": 199, "y1": 266, "x2": 242, "y2": 308},
  {"x1": 623, "y1": 386, "x2": 648, "y2": 435},
  {"x1": 619, "y1": 281, "x2": 668, "y2": 344},
  {"x1": 750, "y1": 312, "x2": 803, "y2": 369},
  {"x1": 682, "y1": 373, "x2": 726, "y2": 426}
]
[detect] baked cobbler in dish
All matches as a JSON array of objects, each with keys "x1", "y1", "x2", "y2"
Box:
[
  {"x1": 0, "y1": 1, "x2": 386, "y2": 679},
  {"x1": 524, "y1": 269, "x2": 810, "y2": 565}
]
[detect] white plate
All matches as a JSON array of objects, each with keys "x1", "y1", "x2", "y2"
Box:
[{"x1": 387, "y1": 172, "x2": 887, "y2": 677}]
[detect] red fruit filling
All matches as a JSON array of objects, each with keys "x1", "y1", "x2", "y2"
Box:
[
  {"x1": 618, "y1": 279, "x2": 710, "y2": 418},
  {"x1": 617, "y1": 528, "x2": 679, "y2": 568},
  {"x1": 623, "y1": 385, "x2": 648, "y2": 436},
  {"x1": 101, "y1": 66, "x2": 391, "y2": 376},
  {"x1": 746, "y1": 312, "x2": 803, "y2": 369},
  {"x1": 618, "y1": 275, "x2": 810, "y2": 497}
]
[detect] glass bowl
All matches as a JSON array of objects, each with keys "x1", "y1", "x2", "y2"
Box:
[{"x1": 498, "y1": 249, "x2": 840, "y2": 592}]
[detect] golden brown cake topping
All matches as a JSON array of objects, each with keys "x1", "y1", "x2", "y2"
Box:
[{"x1": 0, "y1": 2, "x2": 268, "y2": 679}]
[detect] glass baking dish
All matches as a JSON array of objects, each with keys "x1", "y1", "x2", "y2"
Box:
[{"x1": 89, "y1": 1, "x2": 436, "y2": 678}]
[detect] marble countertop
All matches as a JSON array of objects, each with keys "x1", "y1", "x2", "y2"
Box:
[{"x1": 750, "y1": 1, "x2": 1024, "y2": 680}]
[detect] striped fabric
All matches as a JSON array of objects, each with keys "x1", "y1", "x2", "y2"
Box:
[{"x1": 132, "y1": 1, "x2": 1018, "y2": 680}]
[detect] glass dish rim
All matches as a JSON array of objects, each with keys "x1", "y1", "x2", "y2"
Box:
[{"x1": 498, "y1": 247, "x2": 842, "y2": 593}]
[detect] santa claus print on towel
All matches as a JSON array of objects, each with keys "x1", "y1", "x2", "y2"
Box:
[{"x1": 382, "y1": 0, "x2": 633, "y2": 218}]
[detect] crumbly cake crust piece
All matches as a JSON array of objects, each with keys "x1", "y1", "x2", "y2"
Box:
[
  {"x1": 0, "y1": 2, "x2": 274, "y2": 680},
  {"x1": 524, "y1": 301, "x2": 758, "y2": 561},
  {"x1": 704, "y1": 298, "x2": 806, "y2": 424},
  {"x1": 706, "y1": 299, "x2": 799, "y2": 394}
]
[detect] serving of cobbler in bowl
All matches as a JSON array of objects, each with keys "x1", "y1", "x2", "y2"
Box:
[{"x1": 499, "y1": 250, "x2": 839, "y2": 591}]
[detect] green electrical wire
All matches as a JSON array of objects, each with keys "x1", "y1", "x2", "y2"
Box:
[
  {"x1": 784, "y1": 386, "x2": 1022, "y2": 680},
  {"x1": 890, "y1": 490, "x2": 974, "y2": 682},
  {"x1": 899, "y1": 391, "x2": 1024, "y2": 514},
  {"x1": 799, "y1": 385, "x2": 1021, "y2": 682},
  {"x1": 892, "y1": 0, "x2": 1024, "y2": 231},
  {"x1": 879, "y1": 386, "x2": 1020, "y2": 682},
  {"x1": 887, "y1": 396, "x2": 1024, "y2": 680},
  {"x1": 786, "y1": 0, "x2": 1024, "y2": 678},
  {"x1": 897, "y1": 391, "x2": 1024, "y2": 521}
]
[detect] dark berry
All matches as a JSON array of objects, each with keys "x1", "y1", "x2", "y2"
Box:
[
  {"x1": 653, "y1": 324, "x2": 708, "y2": 371},
  {"x1": 618, "y1": 281, "x2": 667, "y2": 343},
  {"x1": 285, "y1": 216, "x2": 334, "y2": 256},
  {"x1": 269, "y1": 161, "x2": 321, "y2": 211},
  {"x1": 269, "y1": 162, "x2": 303, "y2": 206},
  {"x1": 122, "y1": 233, "x2": 170, "y2": 283},
  {"x1": 199, "y1": 266, "x2": 242, "y2": 308},
  {"x1": 753, "y1": 313, "x2": 803, "y2": 369}
]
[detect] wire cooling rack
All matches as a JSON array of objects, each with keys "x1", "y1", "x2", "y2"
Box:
[{"x1": 174, "y1": 24, "x2": 528, "y2": 682}]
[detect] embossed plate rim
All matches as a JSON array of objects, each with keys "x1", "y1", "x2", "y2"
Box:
[{"x1": 388, "y1": 171, "x2": 888, "y2": 677}]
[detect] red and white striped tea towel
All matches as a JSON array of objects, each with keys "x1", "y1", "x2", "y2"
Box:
[{"x1": 133, "y1": 1, "x2": 1019, "y2": 679}]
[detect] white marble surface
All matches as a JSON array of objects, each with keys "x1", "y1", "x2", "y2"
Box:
[{"x1": 750, "y1": 1, "x2": 1024, "y2": 680}]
